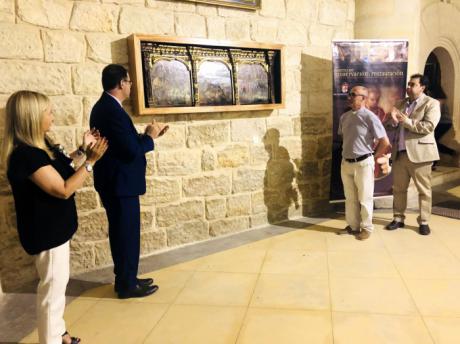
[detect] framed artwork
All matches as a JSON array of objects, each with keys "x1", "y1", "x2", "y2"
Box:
[
  {"x1": 128, "y1": 35, "x2": 284, "y2": 115},
  {"x1": 182, "y1": 0, "x2": 260, "y2": 10}
]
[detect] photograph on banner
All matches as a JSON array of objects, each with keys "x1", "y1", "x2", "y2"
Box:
[{"x1": 331, "y1": 40, "x2": 409, "y2": 201}]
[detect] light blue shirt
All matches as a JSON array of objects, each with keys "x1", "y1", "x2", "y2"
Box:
[
  {"x1": 338, "y1": 107, "x2": 387, "y2": 159},
  {"x1": 397, "y1": 98, "x2": 418, "y2": 151}
]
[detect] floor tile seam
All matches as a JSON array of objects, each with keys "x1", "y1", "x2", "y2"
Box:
[
  {"x1": 325, "y1": 242, "x2": 335, "y2": 344},
  {"x1": 328, "y1": 273, "x2": 400, "y2": 279},
  {"x1": 254, "y1": 272, "x2": 330, "y2": 279},
  {"x1": 385, "y1": 248, "x2": 452, "y2": 256},
  {"x1": 328, "y1": 275, "x2": 417, "y2": 281},
  {"x1": 401, "y1": 276, "x2": 460, "y2": 281},
  {"x1": 329, "y1": 308, "x2": 420, "y2": 316},
  {"x1": 326, "y1": 248, "x2": 389, "y2": 254},
  {"x1": 233, "y1": 249, "x2": 269, "y2": 343},
  {"x1": 243, "y1": 305, "x2": 332, "y2": 314},
  {"x1": 324, "y1": 248, "x2": 389, "y2": 253},
  {"x1": 138, "y1": 304, "x2": 171, "y2": 344},
  {"x1": 388, "y1": 247, "x2": 460, "y2": 258},
  {"x1": 247, "y1": 303, "x2": 331, "y2": 312},
  {"x1": 398, "y1": 273, "x2": 460, "y2": 279},
  {"x1": 65, "y1": 296, "x2": 104, "y2": 330},
  {"x1": 331, "y1": 309, "x2": 429, "y2": 318},
  {"x1": 121, "y1": 299, "x2": 172, "y2": 305},
  {"x1": 193, "y1": 268, "x2": 263, "y2": 275},
  {"x1": 166, "y1": 303, "x2": 248, "y2": 310},
  {"x1": 19, "y1": 295, "x2": 108, "y2": 342},
  {"x1": 430, "y1": 236, "x2": 460, "y2": 265},
  {"x1": 422, "y1": 314, "x2": 460, "y2": 319},
  {"x1": 259, "y1": 270, "x2": 329, "y2": 277},
  {"x1": 356, "y1": 233, "x2": 429, "y2": 321},
  {"x1": 428, "y1": 228, "x2": 460, "y2": 250},
  {"x1": 83, "y1": 297, "x2": 170, "y2": 306},
  {"x1": 266, "y1": 248, "x2": 328, "y2": 252},
  {"x1": 326, "y1": 250, "x2": 397, "y2": 269},
  {"x1": 140, "y1": 268, "x2": 197, "y2": 343},
  {"x1": 265, "y1": 248, "x2": 329, "y2": 253},
  {"x1": 380, "y1": 238, "x2": 437, "y2": 344}
]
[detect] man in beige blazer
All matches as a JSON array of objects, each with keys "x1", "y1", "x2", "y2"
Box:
[{"x1": 386, "y1": 74, "x2": 441, "y2": 235}]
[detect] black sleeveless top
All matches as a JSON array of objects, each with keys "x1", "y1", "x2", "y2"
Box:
[{"x1": 7, "y1": 143, "x2": 78, "y2": 255}]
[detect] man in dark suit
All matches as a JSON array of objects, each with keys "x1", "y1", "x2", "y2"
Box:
[{"x1": 90, "y1": 64, "x2": 166, "y2": 298}]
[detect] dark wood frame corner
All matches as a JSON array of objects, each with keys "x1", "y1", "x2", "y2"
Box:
[{"x1": 127, "y1": 34, "x2": 285, "y2": 116}]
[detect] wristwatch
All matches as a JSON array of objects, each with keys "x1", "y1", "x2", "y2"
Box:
[
  {"x1": 77, "y1": 145, "x2": 86, "y2": 156},
  {"x1": 84, "y1": 161, "x2": 93, "y2": 172}
]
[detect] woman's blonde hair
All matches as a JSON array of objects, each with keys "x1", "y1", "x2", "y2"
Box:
[{"x1": 1, "y1": 90, "x2": 52, "y2": 168}]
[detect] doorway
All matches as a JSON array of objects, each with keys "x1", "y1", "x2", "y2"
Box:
[{"x1": 424, "y1": 47, "x2": 457, "y2": 167}]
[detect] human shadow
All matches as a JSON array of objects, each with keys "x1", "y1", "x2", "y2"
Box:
[{"x1": 262, "y1": 128, "x2": 300, "y2": 224}]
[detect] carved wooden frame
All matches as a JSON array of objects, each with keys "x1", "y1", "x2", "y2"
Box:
[{"x1": 127, "y1": 34, "x2": 284, "y2": 115}]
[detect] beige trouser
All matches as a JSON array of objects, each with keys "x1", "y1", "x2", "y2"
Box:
[
  {"x1": 341, "y1": 156, "x2": 375, "y2": 232},
  {"x1": 35, "y1": 241, "x2": 70, "y2": 344},
  {"x1": 392, "y1": 151, "x2": 433, "y2": 225}
]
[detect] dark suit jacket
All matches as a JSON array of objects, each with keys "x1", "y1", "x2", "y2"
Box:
[{"x1": 90, "y1": 92, "x2": 154, "y2": 197}]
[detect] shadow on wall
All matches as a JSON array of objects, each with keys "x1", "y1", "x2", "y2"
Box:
[
  {"x1": 262, "y1": 53, "x2": 334, "y2": 223},
  {"x1": 0, "y1": 178, "x2": 37, "y2": 292},
  {"x1": 263, "y1": 128, "x2": 300, "y2": 224},
  {"x1": 298, "y1": 54, "x2": 334, "y2": 217}
]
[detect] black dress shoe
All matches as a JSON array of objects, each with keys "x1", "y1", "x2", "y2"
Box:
[
  {"x1": 118, "y1": 284, "x2": 159, "y2": 299},
  {"x1": 137, "y1": 277, "x2": 154, "y2": 287},
  {"x1": 385, "y1": 220, "x2": 405, "y2": 230},
  {"x1": 115, "y1": 277, "x2": 154, "y2": 292},
  {"x1": 419, "y1": 224, "x2": 431, "y2": 235}
]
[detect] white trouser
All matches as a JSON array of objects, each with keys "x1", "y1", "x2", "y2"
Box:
[
  {"x1": 35, "y1": 241, "x2": 70, "y2": 344},
  {"x1": 341, "y1": 156, "x2": 375, "y2": 232}
]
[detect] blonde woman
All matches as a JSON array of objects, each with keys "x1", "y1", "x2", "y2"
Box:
[{"x1": 2, "y1": 91, "x2": 108, "y2": 344}]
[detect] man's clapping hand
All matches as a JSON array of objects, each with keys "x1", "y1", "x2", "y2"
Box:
[
  {"x1": 145, "y1": 120, "x2": 169, "y2": 139},
  {"x1": 390, "y1": 108, "x2": 407, "y2": 123}
]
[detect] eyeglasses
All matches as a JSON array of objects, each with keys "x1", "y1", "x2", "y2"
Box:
[{"x1": 348, "y1": 91, "x2": 366, "y2": 98}]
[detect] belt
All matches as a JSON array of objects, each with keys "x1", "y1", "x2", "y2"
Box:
[{"x1": 345, "y1": 153, "x2": 373, "y2": 163}]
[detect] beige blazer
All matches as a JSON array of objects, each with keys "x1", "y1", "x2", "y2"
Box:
[{"x1": 390, "y1": 94, "x2": 441, "y2": 163}]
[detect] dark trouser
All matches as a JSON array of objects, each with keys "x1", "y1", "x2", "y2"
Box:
[
  {"x1": 435, "y1": 122, "x2": 455, "y2": 156},
  {"x1": 100, "y1": 194, "x2": 140, "y2": 292}
]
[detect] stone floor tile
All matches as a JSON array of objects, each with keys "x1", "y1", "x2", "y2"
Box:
[
  {"x1": 332, "y1": 312, "x2": 433, "y2": 344},
  {"x1": 405, "y1": 278, "x2": 460, "y2": 316},
  {"x1": 328, "y1": 251, "x2": 399, "y2": 278},
  {"x1": 236, "y1": 308, "x2": 332, "y2": 344},
  {"x1": 144, "y1": 304, "x2": 246, "y2": 344},
  {"x1": 174, "y1": 271, "x2": 258, "y2": 306},
  {"x1": 250, "y1": 274, "x2": 329, "y2": 310},
  {"x1": 330, "y1": 277, "x2": 417, "y2": 315},
  {"x1": 261, "y1": 250, "x2": 328, "y2": 277}
]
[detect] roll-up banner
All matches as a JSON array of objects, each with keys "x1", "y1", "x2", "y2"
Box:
[{"x1": 330, "y1": 40, "x2": 409, "y2": 201}]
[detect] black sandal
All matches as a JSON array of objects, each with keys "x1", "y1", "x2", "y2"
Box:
[{"x1": 62, "y1": 331, "x2": 81, "y2": 344}]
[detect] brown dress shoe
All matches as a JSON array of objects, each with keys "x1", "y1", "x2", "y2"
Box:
[
  {"x1": 345, "y1": 226, "x2": 360, "y2": 235},
  {"x1": 357, "y1": 230, "x2": 371, "y2": 240}
]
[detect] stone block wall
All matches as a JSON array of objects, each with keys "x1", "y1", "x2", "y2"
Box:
[{"x1": 0, "y1": 0, "x2": 354, "y2": 290}]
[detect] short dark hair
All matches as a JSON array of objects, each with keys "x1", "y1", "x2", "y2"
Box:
[
  {"x1": 410, "y1": 73, "x2": 430, "y2": 87},
  {"x1": 102, "y1": 64, "x2": 128, "y2": 91}
]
